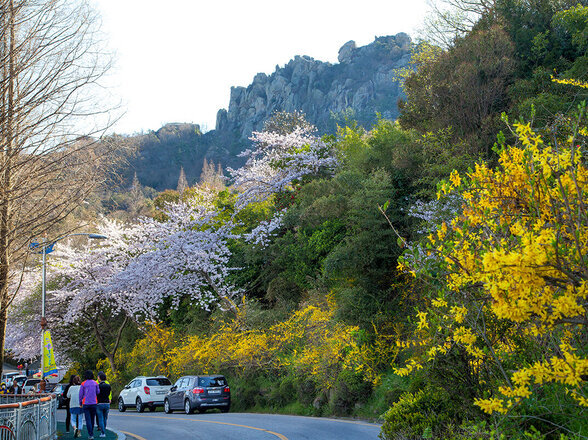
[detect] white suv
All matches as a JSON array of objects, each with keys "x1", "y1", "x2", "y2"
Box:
[{"x1": 118, "y1": 376, "x2": 173, "y2": 412}]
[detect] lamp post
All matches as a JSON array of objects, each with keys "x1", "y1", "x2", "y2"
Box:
[{"x1": 30, "y1": 233, "x2": 107, "y2": 384}]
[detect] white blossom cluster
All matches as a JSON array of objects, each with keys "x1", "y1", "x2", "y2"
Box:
[
  {"x1": 228, "y1": 126, "x2": 339, "y2": 210},
  {"x1": 50, "y1": 217, "x2": 147, "y2": 323},
  {"x1": 243, "y1": 210, "x2": 286, "y2": 247},
  {"x1": 56, "y1": 200, "x2": 240, "y2": 323},
  {"x1": 407, "y1": 193, "x2": 463, "y2": 233},
  {"x1": 5, "y1": 268, "x2": 44, "y2": 360},
  {"x1": 112, "y1": 205, "x2": 240, "y2": 317},
  {"x1": 398, "y1": 193, "x2": 464, "y2": 276}
]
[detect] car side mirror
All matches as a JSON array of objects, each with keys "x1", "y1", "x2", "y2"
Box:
[
  {"x1": 170, "y1": 386, "x2": 177, "y2": 392},
  {"x1": 124, "y1": 385, "x2": 130, "y2": 390}
]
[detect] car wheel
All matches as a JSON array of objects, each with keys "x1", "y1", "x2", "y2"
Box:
[
  {"x1": 164, "y1": 399, "x2": 173, "y2": 414},
  {"x1": 184, "y1": 399, "x2": 193, "y2": 415},
  {"x1": 118, "y1": 398, "x2": 126, "y2": 412},
  {"x1": 221, "y1": 406, "x2": 230, "y2": 413},
  {"x1": 136, "y1": 397, "x2": 145, "y2": 413},
  {"x1": 149, "y1": 405, "x2": 156, "y2": 412}
]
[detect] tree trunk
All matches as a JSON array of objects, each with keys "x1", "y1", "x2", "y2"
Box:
[
  {"x1": 90, "y1": 314, "x2": 128, "y2": 375},
  {"x1": 0, "y1": 307, "x2": 8, "y2": 378},
  {"x1": 0, "y1": 0, "x2": 16, "y2": 377}
]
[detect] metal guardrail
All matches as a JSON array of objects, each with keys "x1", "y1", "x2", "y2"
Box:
[{"x1": 0, "y1": 394, "x2": 58, "y2": 440}]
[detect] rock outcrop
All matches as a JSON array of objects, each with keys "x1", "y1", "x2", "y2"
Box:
[{"x1": 216, "y1": 33, "x2": 411, "y2": 139}]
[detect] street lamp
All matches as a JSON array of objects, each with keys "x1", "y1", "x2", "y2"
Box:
[{"x1": 29, "y1": 232, "x2": 107, "y2": 386}]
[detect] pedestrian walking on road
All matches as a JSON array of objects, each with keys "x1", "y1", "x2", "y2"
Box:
[
  {"x1": 96, "y1": 372, "x2": 112, "y2": 438},
  {"x1": 67, "y1": 376, "x2": 83, "y2": 438},
  {"x1": 62, "y1": 375, "x2": 76, "y2": 433},
  {"x1": 80, "y1": 370, "x2": 100, "y2": 440}
]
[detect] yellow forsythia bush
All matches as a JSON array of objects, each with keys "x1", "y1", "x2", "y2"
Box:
[
  {"x1": 397, "y1": 114, "x2": 588, "y2": 415},
  {"x1": 168, "y1": 300, "x2": 390, "y2": 387},
  {"x1": 92, "y1": 297, "x2": 394, "y2": 389}
]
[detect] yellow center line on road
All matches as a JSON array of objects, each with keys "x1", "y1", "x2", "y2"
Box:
[
  {"x1": 120, "y1": 430, "x2": 149, "y2": 440},
  {"x1": 115, "y1": 414, "x2": 289, "y2": 440}
]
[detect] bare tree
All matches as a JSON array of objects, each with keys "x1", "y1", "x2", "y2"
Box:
[
  {"x1": 176, "y1": 166, "x2": 188, "y2": 194},
  {"x1": 0, "y1": 0, "x2": 122, "y2": 374},
  {"x1": 419, "y1": 0, "x2": 497, "y2": 47},
  {"x1": 199, "y1": 159, "x2": 224, "y2": 191}
]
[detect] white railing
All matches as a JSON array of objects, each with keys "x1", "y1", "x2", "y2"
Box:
[{"x1": 0, "y1": 394, "x2": 58, "y2": 440}]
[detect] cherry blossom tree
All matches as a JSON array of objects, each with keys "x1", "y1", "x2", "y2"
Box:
[
  {"x1": 5, "y1": 268, "x2": 43, "y2": 361},
  {"x1": 228, "y1": 125, "x2": 339, "y2": 210},
  {"x1": 110, "y1": 200, "x2": 241, "y2": 317}
]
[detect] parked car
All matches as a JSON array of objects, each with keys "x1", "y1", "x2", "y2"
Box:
[
  {"x1": 48, "y1": 383, "x2": 67, "y2": 408},
  {"x1": 11, "y1": 375, "x2": 28, "y2": 391},
  {"x1": 2, "y1": 372, "x2": 20, "y2": 387},
  {"x1": 164, "y1": 375, "x2": 230, "y2": 414},
  {"x1": 118, "y1": 376, "x2": 172, "y2": 412},
  {"x1": 23, "y1": 378, "x2": 41, "y2": 393}
]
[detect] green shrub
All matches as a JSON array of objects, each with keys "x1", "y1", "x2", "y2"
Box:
[
  {"x1": 329, "y1": 370, "x2": 372, "y2": 416},
  {"x1": 297, "y1": 378, "x2": 317, "y2": 405},
  {"x1": 379, "y1": 386, "x2": 454, "y2": 440},
  {"x1": 229, "y1": 374, "x2": 275, "y2": 411},
  {"x1": 357, "y1": 370, "x2": 411, "y2": 419},
  {"x1": 267, "y1": 375, "x2": 297, "y2": 408}
]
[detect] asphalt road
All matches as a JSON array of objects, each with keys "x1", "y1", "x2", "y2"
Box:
[{"x1": 59, "y1": 409, "x2": 383, "y2": 440}]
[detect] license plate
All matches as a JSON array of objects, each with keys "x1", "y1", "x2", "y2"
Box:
[
  {"x1": 156, "y1": 391, "x2": 167, "y2": 394},
  {"x1": 208, "y1": 390, "x2": 221, "y2": 394}
]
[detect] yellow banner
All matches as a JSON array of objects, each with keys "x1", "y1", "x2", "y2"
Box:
[{"x1": 42, "y1": 331, "x2": 57, "y2": 378}]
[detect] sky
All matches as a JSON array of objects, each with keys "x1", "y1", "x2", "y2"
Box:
[{"x1": 91, "y1": 0, "x2": 430, "y2": 135}]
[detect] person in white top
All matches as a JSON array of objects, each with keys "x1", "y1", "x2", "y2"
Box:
[{"x1": 67, "y1": 376, "x2": 84, "y2": 438}]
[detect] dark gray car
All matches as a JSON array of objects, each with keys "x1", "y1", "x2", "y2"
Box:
[{"x1": 164, "y1": 375, "x2": 230, "y2": 414}]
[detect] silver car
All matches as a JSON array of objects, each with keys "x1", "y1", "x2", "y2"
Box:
[
  {"x1": 23, "y1": 378, "x2": 41, "y2": 393},
  {"x1": 164, "y1": 375, "x2": 230, "y2": 414}
]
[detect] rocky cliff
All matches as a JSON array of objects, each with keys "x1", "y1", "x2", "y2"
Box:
[{"x1": 215, "y1": 33, "x2": 411, "y2": 140}]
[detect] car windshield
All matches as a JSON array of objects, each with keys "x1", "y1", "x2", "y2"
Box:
[
  {"x1": 26, "y1": 380, "x2": 40, "y2": 385},
  {"x1": 146, "y1": 378, "x2": 171, "y2": 386},
  {"x1": 198, "y1": 377, "x2": 226, "y2": 387}
]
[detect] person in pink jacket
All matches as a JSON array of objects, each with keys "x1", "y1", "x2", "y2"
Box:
[{"x1": 79, "y1": 370, "x2": 100, "y2": 440}]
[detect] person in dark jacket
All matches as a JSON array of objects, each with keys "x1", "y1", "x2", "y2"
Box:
[
  {"x1": 10, "y1": 381, "x2": 21, "y2": 394},
  {"x1": 62, "y1": 375, "x2": 77, "y2": 433},
  {"x1": 96, "y1": 372, "x2": 112, "y2": 438}
]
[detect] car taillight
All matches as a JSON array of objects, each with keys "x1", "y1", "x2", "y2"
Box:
[
  {"x1": 144, "y1": 386, "x2": 150, "y2": 395},
  {"x1": 192, "y1": 387, "x2": 204, "y2": 394},
  {"x1": 224, "y1": 386, "x2": 230, "y2": 393}
]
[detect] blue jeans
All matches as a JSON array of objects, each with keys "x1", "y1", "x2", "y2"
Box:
[
  {"x1": 97, "y1": 403, "x2": 110, "y2": 433},
  {"x1": 83, "y1": 404, "x2": 97, "y2": 437},
  {"x1": 70, "y1": 407, "x2": 84, "y2": 431}
]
